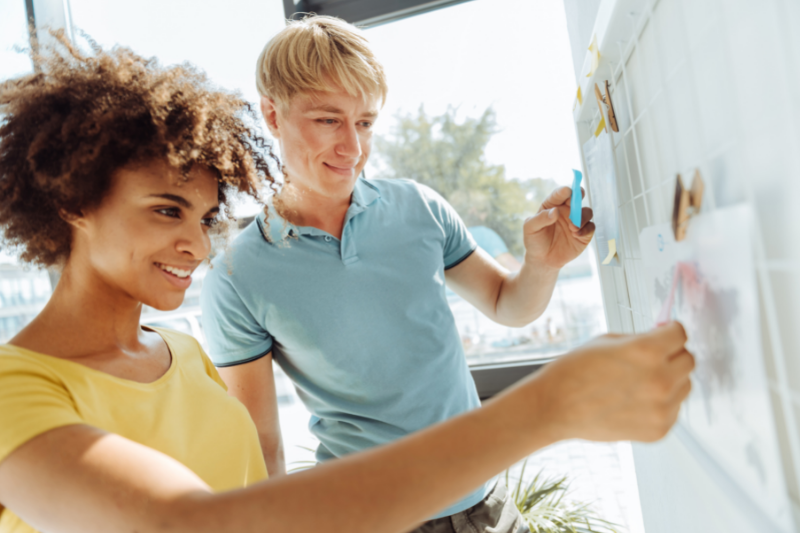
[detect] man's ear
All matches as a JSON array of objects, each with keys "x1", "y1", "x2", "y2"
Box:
[{"x1": 260, "y1": 96, "x2": 281, "y2": 139}]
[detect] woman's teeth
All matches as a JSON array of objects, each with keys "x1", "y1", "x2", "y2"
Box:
[{"x1": 157, "y1": 263, "x2": 191, "y2": 279}]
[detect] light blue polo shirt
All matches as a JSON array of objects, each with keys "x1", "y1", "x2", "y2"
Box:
[{"x1": 200, "y1": 177, "x2": 489, "y2": 518}]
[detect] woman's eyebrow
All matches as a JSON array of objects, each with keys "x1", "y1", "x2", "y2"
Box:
[
  {"x1": 205, "y1": 206, "x2": 221, "y2": 216},
  {"x1": 148, "y1": 193, "x2": 192, "y2": 209}
]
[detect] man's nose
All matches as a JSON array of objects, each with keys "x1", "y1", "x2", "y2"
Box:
[{"x1": 336, "y1": 123, "x2": 362, "y2": 159}]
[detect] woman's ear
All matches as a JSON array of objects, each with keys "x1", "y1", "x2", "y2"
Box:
[
  {"x1": 58, "y1": 209, "x2": 87, "y2": 229},
  {"x1": 260, "y1": 96, "x2": 281, "y2": 139}
]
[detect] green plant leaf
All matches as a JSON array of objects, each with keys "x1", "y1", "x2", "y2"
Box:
[{"x1": 504, "y1": 459, "x2": 622, "y2": 533}]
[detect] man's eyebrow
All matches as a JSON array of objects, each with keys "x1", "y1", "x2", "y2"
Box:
[{"x1": 148, "y1": 193, "x2": 192, "y2": 209}]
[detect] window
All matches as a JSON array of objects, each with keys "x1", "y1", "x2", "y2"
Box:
[
  {"x1": 363, "y1": 0, "x2": 607, "y2": 366},
  {"x1": 0, "y1": 0, "x2": 33, "y2": 81},
  {"x1": 0, "y1": 3, "x2": 638, "y2": 528}
]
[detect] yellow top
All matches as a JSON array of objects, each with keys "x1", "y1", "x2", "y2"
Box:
[{"x1": 0, "y1": 328, "x2": 268, "y2": 533}]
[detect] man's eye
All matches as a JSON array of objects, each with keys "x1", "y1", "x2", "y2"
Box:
[
  {"x1": 318, "y1": 118, "x2": 337, "y2": 125},
  {"x1": 157, "y1": 207, "x2": 180, "y2": 218}
]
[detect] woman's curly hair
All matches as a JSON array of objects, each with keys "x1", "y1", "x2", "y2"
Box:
[{"x1": 0, "y1": 30, "x2": 279, "y2": 267}]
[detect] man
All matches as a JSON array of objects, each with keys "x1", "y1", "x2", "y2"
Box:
[{"x1": 201, "y1": 15, "x2": 597, "y2": 532}]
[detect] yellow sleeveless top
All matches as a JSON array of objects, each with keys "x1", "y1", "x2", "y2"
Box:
[{"x1": 0, "y1": 328, "x2": 268, "y2": 533}]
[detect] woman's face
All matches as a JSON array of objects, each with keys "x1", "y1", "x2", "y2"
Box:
[{"x1": 71, "y1": 159, "x2": 220, "y2": 311}]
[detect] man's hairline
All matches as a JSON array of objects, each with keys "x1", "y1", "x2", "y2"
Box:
[{"x1": 262, "y1": 87, "x2": 385, "y2": 116}]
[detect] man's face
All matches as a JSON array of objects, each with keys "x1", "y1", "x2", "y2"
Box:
[{"x1": 263, "y1": 88, "x2": 379, "y2": 202}]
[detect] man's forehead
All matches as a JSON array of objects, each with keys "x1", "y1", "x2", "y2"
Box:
[{"x1": 294, "y1": 90, "x2": 379, "y2": 117}]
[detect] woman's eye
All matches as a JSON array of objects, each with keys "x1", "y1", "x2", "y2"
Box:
[
  {"x1": 156, "y1": 207, "x2": 180, "y2": 219},
  {"x1": 202, "y1": 217, "x2": 218, "y2": 228}
]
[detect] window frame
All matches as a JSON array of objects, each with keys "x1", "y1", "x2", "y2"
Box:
[{"x1": 283, "y1": 0, "x2": 475, "y2": 27}]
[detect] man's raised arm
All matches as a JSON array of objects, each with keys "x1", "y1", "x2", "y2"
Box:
[{"x1": 446, "y1": 186, "x2": 595, "y2": 327}]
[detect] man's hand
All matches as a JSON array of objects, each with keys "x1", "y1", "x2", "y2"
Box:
[
  {"x1": 523, "y1": 186, "x2": 595, "y2": 270},
  {"x1": 506, "y1": 322, "x2": 694, "y2": 444}
]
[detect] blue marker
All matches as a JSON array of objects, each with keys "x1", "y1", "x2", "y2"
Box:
[{"x1": 570, "y1": 169, "x2": 583, "y2": 227}]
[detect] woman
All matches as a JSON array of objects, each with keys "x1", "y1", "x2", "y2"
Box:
[{"x1": 0, "y1": 33, "x2": 693, "y2": 533}]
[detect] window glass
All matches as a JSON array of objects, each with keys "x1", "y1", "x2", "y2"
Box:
[
  {"x1": 0, "y1": 0, "x2": 608, "y2": 480},
  {"x1": 0, "y1": 0, "x2": 33, "y2": 81},
  {"x1": 365, "y1": 0, "x2": 607, "y2": 365},
  {"x1": 1, "y1": 1, "x2": 42, "y2": 345}
]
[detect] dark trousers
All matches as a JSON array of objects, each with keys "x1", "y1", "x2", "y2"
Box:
[{"x1": 408, "y1": 482, "x2": 531, "y2": 533}]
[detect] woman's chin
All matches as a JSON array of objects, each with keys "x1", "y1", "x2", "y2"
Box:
[{"x1": 142, "y1": 293, "x2": 186, "y2": 312}]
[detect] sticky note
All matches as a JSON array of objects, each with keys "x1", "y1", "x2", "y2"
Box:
[
  {"x1": 570, "y1": 169, "x2": 583, "y2": 227},
  {"x1": 594, "y1": 117, "x2": 606, "y2": 137},
  {"x1": 602, "y1": 239, "x2": 617, "y2": 264},
  {"x1": 586, "y1": 35, "x2": 600, "y2": 78}
]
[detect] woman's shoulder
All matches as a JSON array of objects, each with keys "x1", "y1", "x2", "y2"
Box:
[
  {"x1": 146, "y1": 327, "x2": 224, "y2": 386},
  {"x1": 0, "y1": 344, "x2": 63, "y2": 377},
  {"x1": 147, "y1": 326, "x2": 203, "y2": 354}
]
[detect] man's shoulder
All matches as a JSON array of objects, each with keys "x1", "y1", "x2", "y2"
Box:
[
  {"x1": 366, "y1": 178, "x2": 442, "y2": 206},
  {"x1": 207, "y1": 220, "x2": 269, "y2": 281}
]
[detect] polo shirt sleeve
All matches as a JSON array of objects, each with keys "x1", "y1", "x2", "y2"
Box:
[
  {"x1": 200, "y1": 262, "x2": 274, "y2": 367},
  {"x1": 416, "y1": 183, "x2": 477, "y2": 269}
]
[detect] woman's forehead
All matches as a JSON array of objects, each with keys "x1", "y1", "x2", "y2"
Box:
[{"x1": 110, "y1": 160, "x2": 220, "y2": 206}]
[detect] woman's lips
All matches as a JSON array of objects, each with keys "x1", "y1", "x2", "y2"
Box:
[{"x1": 155, "y1": 263, "x2": 193, "y2": 289}]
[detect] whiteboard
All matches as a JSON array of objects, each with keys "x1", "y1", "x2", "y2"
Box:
[{"x1": 564, "y1": 0, "x2": 800, "y2": 531}]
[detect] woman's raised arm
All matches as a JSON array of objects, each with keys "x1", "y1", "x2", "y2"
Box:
[{"x1": 0, "y1": 324, "x2": 692, "y2": 533}]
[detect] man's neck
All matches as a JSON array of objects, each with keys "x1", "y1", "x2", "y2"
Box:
[{"x1": 277, "y1": 182, "x2": 352, "y2": 239}]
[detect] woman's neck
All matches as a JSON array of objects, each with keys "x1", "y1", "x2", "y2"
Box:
[{"x1": 10, "y1": 260, "x2": 145, "y2": 359}]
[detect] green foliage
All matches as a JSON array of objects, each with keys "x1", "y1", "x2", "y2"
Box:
[
  {"x1": 373, "y1": 105, "x2": 557, "y2": 256},
  {"x1": 505, "y1": 459, "x2": 621, "y2": 533}
]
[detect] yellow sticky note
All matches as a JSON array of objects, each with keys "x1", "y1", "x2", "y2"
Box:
[
  {"x1": 602, "y1": 239, "x2": 617, "y2": 265},
  {"x1": 577, "y1": 86, "x2": 583, "y2": 105},
  {"x1": 594, "y1": 117, "x2": 606, "y2": 137},
  {"x1": 586, "y1": 35, "x2": 600, "y2": 78}
]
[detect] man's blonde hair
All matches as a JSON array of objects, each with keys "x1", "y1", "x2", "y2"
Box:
[{"x1": 256, "y1": 15, "x2": 388, "y2": 107}]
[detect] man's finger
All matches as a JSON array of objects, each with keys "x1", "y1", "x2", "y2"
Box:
[
  {"x1": 576, "y1": 221, "x2": 596, "y2": 239},
  {"x1": 569, "y1": 207, "x2": 594, "y2": 231},
  {"x1": 580, "y1": 206, "x2": 593, "y2": 228},
  {"x1": 638, "y1": 321, "x2": 689, "y2": 359},
  {"x1": 523, "y1": 207, "x2": 560, "y2": 235},
  {"x1": 541, "y1": 187, "x2": 572, "y2": 210}
]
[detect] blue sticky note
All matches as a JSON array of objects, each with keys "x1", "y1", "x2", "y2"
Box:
[{"x1": 570, "y1": 169, "x2": 583, "y2": 227}]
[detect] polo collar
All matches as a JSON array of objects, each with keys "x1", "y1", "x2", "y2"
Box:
[
  {"x1": 351, "y1": 177, "x2": 381, "y2": 208},
  {"x1": 258, "y1": 177, "x2": 382, "y2": 243}
]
